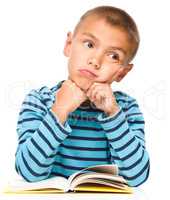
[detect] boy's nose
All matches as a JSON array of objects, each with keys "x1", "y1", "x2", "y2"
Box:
[{"x1": 87, "y1": 57, "x2": 101, "y2": 69}]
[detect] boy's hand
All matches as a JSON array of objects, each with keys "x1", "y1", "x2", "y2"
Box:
[
  {"x1": 86, "y1": 82, "x2": 120, "y2": 116},
  {"x1": 52, "y1": 79, "x2": 87, "y2": 114}
]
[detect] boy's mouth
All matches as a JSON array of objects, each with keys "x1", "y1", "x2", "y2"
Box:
[{"x1": 78, "y1": 69, "x2": 98, "y2": 78}]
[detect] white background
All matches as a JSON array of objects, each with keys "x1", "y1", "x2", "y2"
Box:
[{"x1": 0, "y1": 0, "x2": 169, "y2": 199}]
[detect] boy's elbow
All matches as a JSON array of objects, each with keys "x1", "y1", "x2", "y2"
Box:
[
  {"x1": 16, "y1": 168, "x2": 48, "y2": 182},
  {"x1": 15, "y1": 162, "x2": 48, "y2": 183},
  {"x1": 127, "y1": 162, "x2": 150, "y2": 187}
]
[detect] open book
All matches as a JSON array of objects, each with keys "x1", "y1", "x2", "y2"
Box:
[{"x1": 4, "y1": 164, "x2": 133, "y2": 194}]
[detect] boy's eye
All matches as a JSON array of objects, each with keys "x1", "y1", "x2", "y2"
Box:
[
  {"x1": 109, "y1": 52, "x2": 120, "y2": 62},
  {"x1": 83, "y1": 41, "x2": 94, "y2": 48}
]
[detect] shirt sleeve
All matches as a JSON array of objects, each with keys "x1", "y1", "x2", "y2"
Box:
[
  {"x1": 97, "y1": 94, "x2": 150, "y2": 187},
  {"x1": 15, "y1": 87, "x2": 72, "y2": 182}
]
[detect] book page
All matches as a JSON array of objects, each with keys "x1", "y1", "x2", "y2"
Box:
[
  {"x1": 70, "y1": 172, "x2": 126, "y2": 190},
  {"x1": 71, "y1": 178, "x2": 128, "y2": 190},
  {"x1": 6, "y1": 176, "x2": 69, "y2": 192},
  {"x1": 68, "y1": 164, "x2": 118, "y2": 185}
]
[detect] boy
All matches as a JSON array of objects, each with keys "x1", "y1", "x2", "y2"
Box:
[{"x1": 15, "y1": 6, "x2": 150, "y2": 187}]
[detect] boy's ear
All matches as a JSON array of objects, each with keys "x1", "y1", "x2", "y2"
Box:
[
  {"x1": 63, "y1": 32, "x2": 73, "y2": 57},
  {"x1": 115, "y1": 63, "x2": 133, "y2": 82}
]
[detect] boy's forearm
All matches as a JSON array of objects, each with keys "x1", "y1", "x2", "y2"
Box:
[{"x1": 51, "y1": 103, "x2": 69, "y2": 125}]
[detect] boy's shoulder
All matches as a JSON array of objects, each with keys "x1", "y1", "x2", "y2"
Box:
[
  {"x1": 23, "y1": 80, "x2": 64, "y2": 109},
  {"x1": 27, "y1": 80, "x2": 64, "y2": 96},
  {"x1": 113, "y1": 90, "x2": 136, "y2": 102},
  {"x1": 113, "y1": 90, "x2": 138, "y2": 109},
  {"x1": 37, "y1": 80, "x2": 64, "y2": 94}
]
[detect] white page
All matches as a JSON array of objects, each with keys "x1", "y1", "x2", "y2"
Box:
[
  {"x1": 68, "y1": 164, "x2": 118, "y2": 186},
  {"x1": 7, "y1": 176, "x2": 69, "y2": 192},
  {"x1": 70, "y1": 172, "x2": 125, "y2": 190}
]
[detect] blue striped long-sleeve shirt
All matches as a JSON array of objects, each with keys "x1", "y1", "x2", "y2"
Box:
[{"x1": 15, "y1": 80, "x2": 150, "y2": 186}]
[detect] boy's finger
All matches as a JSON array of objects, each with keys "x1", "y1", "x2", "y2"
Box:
[
  {"x1": 90, "y1": 87, "x2": 99, "y2": 100},
  {"x1": 87, "y1": 84, "x2": 98, "y2": 98},
  {"x1": 95, "y1": 92, "x2": 103, "y2": 103}
]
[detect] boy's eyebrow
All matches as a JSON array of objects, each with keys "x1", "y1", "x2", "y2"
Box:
[{"x1": 82, "y1": 32, "x2": 127, "y2": 55}]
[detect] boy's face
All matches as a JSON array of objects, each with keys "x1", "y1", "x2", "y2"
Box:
[{"x1": 64, "y1": 16, "x2": 133, "y2": 91}]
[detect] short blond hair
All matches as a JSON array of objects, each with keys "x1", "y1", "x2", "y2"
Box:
[{"x1": 74, "y1": 6, "x2": 140, "y2": 62}]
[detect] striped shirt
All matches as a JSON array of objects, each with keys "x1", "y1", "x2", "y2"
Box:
[{"x1": 15, "y1": 80, "x2": 150, "y2": 186}]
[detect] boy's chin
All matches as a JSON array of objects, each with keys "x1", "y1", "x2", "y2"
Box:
[
  {"x1": 70, "y1": 77, "x2": 93, "y2": 91},
  {"x1": 76, "y1": 80, "x2": 92, "y2": 92}
]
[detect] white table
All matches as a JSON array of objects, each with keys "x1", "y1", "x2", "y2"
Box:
[{"x1": 1, "y1": 188, "x2": 149, "y2": 200}]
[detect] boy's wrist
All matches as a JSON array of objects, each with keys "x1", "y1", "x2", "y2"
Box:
[
  {"x1": 52, "y1": 102, "x2": 70, "y2": 114},
  {"x1": 51, "y1": 103, "x2": 70, "y2": 125},
  {"x1": 104, "y1": 105, "x2": 120, "y2": 117}
]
